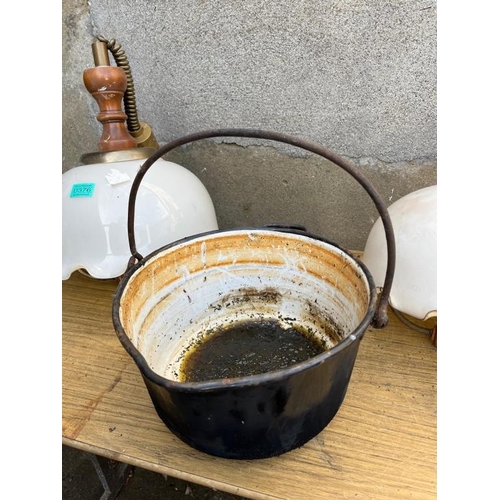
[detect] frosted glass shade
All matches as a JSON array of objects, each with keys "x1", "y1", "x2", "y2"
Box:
[
  {"x1": 362, "y1": 185, "x2": 437, "y2": 320},
  {"x1": 62, "y1": 158, "x2": 218, "y2": 280}
]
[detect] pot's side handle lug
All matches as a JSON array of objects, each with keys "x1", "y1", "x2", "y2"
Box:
[
  {"x1": 126, "y1": 129, "x2": 395, "y2": 329},
  {"x1": 262, "y1": 223, "x2": 308, "y2": 232}
]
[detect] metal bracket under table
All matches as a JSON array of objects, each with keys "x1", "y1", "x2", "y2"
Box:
[{"x1": 89, "y1": 453, "x2": 134, "y2": 500}]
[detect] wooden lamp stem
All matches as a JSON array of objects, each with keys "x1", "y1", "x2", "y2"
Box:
[{"x1": 83, "y1": 41, "x2": 137, "y2": 152}]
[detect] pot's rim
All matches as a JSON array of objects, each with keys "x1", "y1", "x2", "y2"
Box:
[{"x1": 112, "y1": 226, "x2": 377, "y2": 392}]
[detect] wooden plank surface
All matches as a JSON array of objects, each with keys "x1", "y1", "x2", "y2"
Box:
[{"x1": 62, "y1": 271, "x2": 437, "y2": 500}]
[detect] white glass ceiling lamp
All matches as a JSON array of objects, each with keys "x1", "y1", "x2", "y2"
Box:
[
  {"x1": 62, "y1": 150, "x2": 218, "y2": 280},
  {"x1": 62, "y1": 40, "x2": 218, "y2": 280},
  {"x1": 361, "y1": 185, "x2": 437, "y2": 338}
]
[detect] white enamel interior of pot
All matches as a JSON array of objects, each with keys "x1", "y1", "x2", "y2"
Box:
[{"x1": 118, "y1": 230, "x2": 372, "y2": 381}]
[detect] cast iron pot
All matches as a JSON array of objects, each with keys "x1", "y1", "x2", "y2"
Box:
[{"x1": 112, "y1": 129, "x2": 395, "y2": 460}]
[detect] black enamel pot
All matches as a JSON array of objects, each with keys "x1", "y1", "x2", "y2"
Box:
[{"x1": 112, "y1": 129, "x2": 395, "y2": 460}]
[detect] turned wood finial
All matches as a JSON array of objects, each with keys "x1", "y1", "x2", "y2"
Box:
[{"x1": 83, "y1": 41, "x2": 137, "y2": 152}]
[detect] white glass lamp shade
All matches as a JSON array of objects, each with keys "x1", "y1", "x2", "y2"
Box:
[
  {"x1": 62, "y1": 157, "x2": 219, "y2": 280},
  {"x1": 361, "y1": 185, "x2": 437, "y2": 321}
]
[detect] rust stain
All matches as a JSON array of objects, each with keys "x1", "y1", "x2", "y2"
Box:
[
  {"x1": 63, "y1": 369, "x2": 124, "y2": 440},
  {"x1": 119, "y1": 231, "x2": 370, "y2": 340}
]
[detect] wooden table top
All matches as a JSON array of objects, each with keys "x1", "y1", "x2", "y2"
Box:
[{"x1": 62, "y1": 270, "x2": 436, "y2": 500}]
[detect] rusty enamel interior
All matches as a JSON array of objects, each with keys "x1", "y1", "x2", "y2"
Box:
[{"x1": 118, "y1": 230, "x2": 372, "y2": 381}]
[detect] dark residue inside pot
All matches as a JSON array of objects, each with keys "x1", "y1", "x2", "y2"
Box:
[{"x1": 179, "y1": 319, "x2": 329, "y2": 382}]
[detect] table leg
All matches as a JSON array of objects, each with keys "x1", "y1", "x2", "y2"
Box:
[{"x1": 89, "y1": 454, "x2": 134, "y2": 500}]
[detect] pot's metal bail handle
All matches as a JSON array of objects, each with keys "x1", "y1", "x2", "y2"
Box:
[{"x1": 126, "y1": 129, "x2": 396, "y2": 328}]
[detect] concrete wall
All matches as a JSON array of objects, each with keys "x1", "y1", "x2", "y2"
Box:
[{"x1": 62, "y1": 0, "x2": 436, "y2": 250}]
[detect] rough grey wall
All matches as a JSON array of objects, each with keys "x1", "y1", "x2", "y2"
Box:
[{"x1": 62, "y1": 0, "x2": 436, "y2": 250}]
